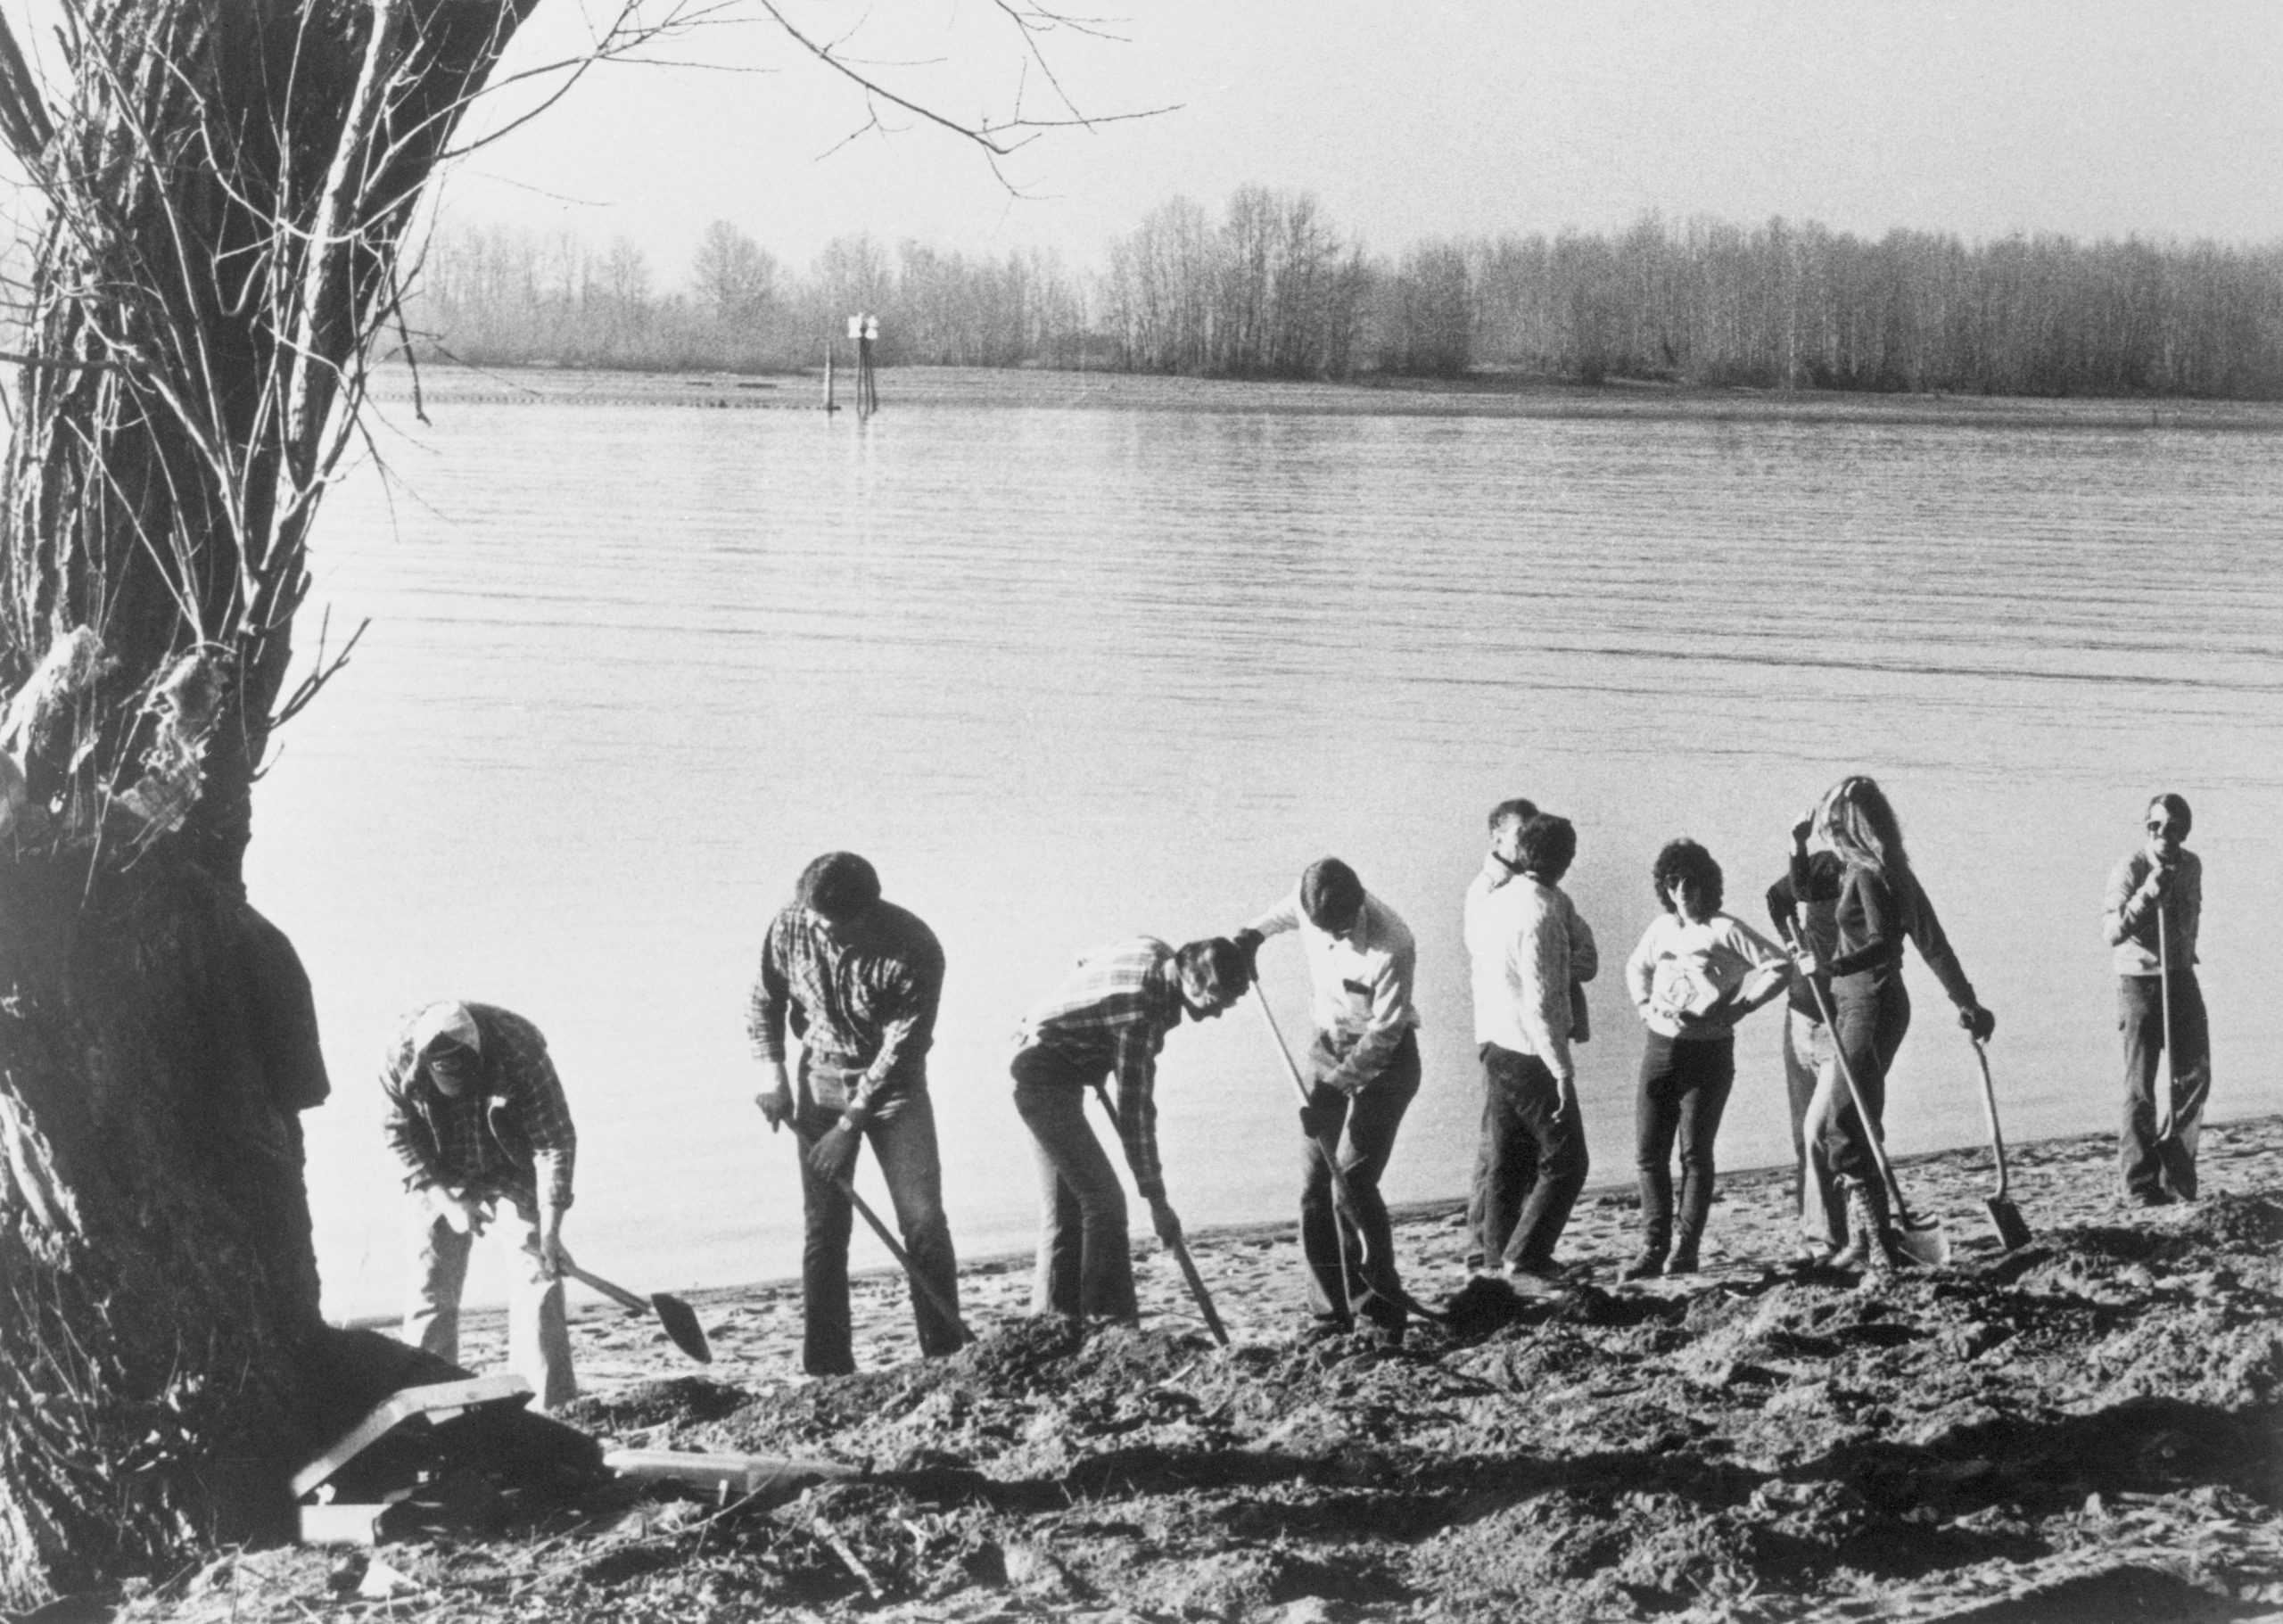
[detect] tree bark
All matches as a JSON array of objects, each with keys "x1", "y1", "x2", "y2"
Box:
[{"x1": 0, "y1": 1, "x2": 536, "y2": 1603}]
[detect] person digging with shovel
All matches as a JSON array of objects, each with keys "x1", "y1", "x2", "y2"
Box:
[
  {"x1": 1009, "y1": 934, "x2": 1249, "y2": 1327},
  {"x1": 751, "y1": 851, "x2": 963, "y2": 1376},
  {"x1": 383, "y1": 1001, "x2": 580, "y2": 1410},
  {"x1": 2104, "y1": 792, "x2": 2208, "y2": 1207},
  {"x1": 1789, "y1": 777, "x2": 1996, "y2": 1287},
  {"x1": 1232, "y1": 856, "x2": 1421, "y2": 1348}
]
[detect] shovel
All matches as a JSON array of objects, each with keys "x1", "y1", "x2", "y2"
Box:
[
  {"x1": 556, "y1": 1250, "x2": 713, "y2": 1364},
  {"x1": 1782, "y1": 922, "x2": 1949, "y2": 1268},
  {"x1": 2155, "y1": 905, "x2": 2178, "y2": 1142},
  {"x1": 1253, "y1": 988, "x2": 1447, "y2": 1324},
  {"x1": 1968, "y1": 1038, "x2": 2032, "y2": 1249},
  {"x1": 1085, "y1": 1081, "x2": 1230, "y2": 1346}
]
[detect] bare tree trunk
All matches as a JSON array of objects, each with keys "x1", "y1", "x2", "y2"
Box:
[{"x1": 0, "y1": 1, "x2": 536, "y2": 1603}]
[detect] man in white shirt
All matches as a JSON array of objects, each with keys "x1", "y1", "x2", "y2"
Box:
[
  {"x1": 1464, "y1": 812, "x2": 1596, "y2": 1290},
  {"x1": 1237, "y1": 857, "x2": 1421, "y2": 1341}
]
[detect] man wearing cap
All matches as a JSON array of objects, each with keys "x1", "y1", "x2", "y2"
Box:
[
  {"x1": 1234, "y1": 857, "x2": 1420, "y2": 1343},
  {"x1": 1010, "y1": 935, "x2": 1249, "y2": 1322},
  {"x1": 383, "y1": 1001, "x2": 578, "y2": 1408},
  {"x1": 752, "y1": 852, "x2": 960, "y2": 1375}
]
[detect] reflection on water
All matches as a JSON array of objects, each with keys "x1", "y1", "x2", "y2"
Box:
[{"x1": 252, "y1": 379, "x2": 2283, "y2": 1321}]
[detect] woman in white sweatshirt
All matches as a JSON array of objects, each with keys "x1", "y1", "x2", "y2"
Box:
[{"x1": 1622, "y1": 839, "x2": 1791, "y2": 1279}]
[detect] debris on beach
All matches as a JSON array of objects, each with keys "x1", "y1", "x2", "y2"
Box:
[{"x1": 104, "y1": 1122, "x2": 2283, "y2": 1620}]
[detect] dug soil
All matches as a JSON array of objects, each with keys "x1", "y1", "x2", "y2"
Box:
[{"x1": 123, "y1": 1117, "x2": 2283, "y2": 1622}]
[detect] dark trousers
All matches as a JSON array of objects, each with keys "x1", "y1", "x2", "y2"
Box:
[
  {"x1": 2119, "y1": 970, "x2": 2211, "y2": 1202},
  {"x1": 1298, "y1": 1029, "x2": 1419, "y2": 1332},
  {"x1": 1634, "y1": 1033, "x2": 1735, "y2": 1246},
  {"x1": 795, "y1": 1081, "x2": 962, "y2": 1376},
  {"x1": 1479, "y1": 1043, "x2": 1590, "y2": 1270},
  {"x1": 1822, "y1": 972, "x2": 1911, "y2": 1190},
  {"x1": 1010, "y1": 1049, "x2": 1138, "y2": 1322}
]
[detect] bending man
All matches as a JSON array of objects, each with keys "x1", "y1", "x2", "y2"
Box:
[
  {"x1": 752, "y1": 851, "x2": 961, "y2": 1375},
  {"x1": 1010, "y1": 935, "x2": 1248, "y2": 1323},
  {"x1": 383, "y1": 1001, "x2": 578, "y2": 1409},
  {"x1": 1235, "y1": 857, "x2": 1421, "y2": 1344}
]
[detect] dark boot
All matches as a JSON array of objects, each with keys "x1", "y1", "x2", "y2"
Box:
[{"x1": 1665, "y1": 1224, "x2": 1702, "y2": 1276}]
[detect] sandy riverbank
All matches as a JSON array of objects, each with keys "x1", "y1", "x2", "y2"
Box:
[{"x1": 139, "y1": 1112, "x2": 2283, "y2": 1622}]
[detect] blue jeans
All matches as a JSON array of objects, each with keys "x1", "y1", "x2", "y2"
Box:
[
  {"x1": 1824, "y1": 970, "x2": 1910, "y2": 1189},
  {"x1": 795, "y1": 1071, "x2": 961, "y2": 1376},
  {"x1": 1479, "y1": 1043, "x2": 1589, "y2": 1270},
  {"x1": 1634, "y1": 1032, "x2": 1735, "y2": 1247},
  {"x1": 1298, "y1": 1028, "x2": 1419, "y2": 1331},
  {"x1": 2119, "y1": 970, "x2": 2210, "y2": 1201},
  {"x1": 1784, "y1": 1008, "x2": 1844, "y2": 1249},
  {"x1": 1011, "y1": 1050, "x2": 1138, "y2": 1321}
]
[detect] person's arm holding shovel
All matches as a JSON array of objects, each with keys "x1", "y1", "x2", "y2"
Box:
[{"x1": 1108, "y1": 1020, "x2": 1183, "y2": 1250}]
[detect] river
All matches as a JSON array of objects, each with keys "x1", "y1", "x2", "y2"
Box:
[{"x1": 249, "y1": 369, "x2": 2283, "y2": 1323}]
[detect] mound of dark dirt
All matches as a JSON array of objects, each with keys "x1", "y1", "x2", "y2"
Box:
[{"x1": 92, "y1": 1121, "x2": 2283, "y2": 1622}]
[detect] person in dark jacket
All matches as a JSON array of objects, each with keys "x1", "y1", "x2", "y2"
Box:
[{"x1": 383, "y1": 1000, "x2": 578, "y2": 1408}]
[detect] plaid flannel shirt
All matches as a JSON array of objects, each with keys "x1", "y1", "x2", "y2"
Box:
[
  {"x1": 1012, "y1": 936, "x2": 1183, "y2": 1199},
  {"x1": 381, "y1": 1003, "x2": 576, "y2": 1210},
  {"x1": 746, "y1": 900, "x2": 944, "y2": 1121}
]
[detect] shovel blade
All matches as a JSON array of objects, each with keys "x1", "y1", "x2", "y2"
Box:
[
  {"x1": 1894, "y1": 1217, "x2": 1950, "y2": 1268},
  {"x1": 650, "y1": 1293, "x2": 713, "y2": 1364},
  {"x1": 1985, "y1": 1195, "x2": 2033, "y2": 1251}
]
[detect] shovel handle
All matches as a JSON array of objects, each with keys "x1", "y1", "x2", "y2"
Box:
[
  {"x1": 1084, "y1": 1082, "x2": 1229, "y2": 1346},
  {"x1": 1971, "y1": 1039, "x2": 2011, "y2": 1201},
  {"x1": 556, "y1": 1254, "x2": 650, "y2": 1314},
  {"x1": 1780, "y1": 921, "x2": 1916, "y2": 1224},
  {"x1": 790, "y1": 1127, "x2": 970, "y2": 1345},
  {"x1": 2155, "y1": 907, "x2": 2178, "y2": 1142}
]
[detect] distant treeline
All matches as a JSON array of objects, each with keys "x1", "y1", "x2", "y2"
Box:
[{"x1": 404, "y1": 194, "x2": 2283, "y2": 400}]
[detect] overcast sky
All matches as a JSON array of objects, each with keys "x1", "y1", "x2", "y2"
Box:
[{"x1": 445, "y1": 0, "x2": 2279, "y2": 281}]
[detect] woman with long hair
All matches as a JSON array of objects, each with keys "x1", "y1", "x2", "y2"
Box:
[{"x1": 1792, "y1": 775, "x2": 1996, "y2": 1282}]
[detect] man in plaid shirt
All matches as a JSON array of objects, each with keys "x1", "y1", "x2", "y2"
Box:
[
  {"x1": 750, "y1": 852, "x2": 960, "y2": 1375},
  {"x1": 383, "y1": 1001, "x2": 578, "y2": 1408},
  {"x1": 1010, "y1": 933, "x2": 1249, "y2": 1321}
]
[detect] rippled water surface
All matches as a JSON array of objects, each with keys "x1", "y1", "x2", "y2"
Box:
[{"x1": 255, "y1": 375, "x2": 2283, "y2": 1321}]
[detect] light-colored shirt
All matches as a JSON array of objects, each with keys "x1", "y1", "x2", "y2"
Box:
[
  {"x1": 2104, "y1": 847, "x2": 2202, "y2": 977},
  {"x1": 1625, "y1": 911, "x2": 1789, "y2": 1040},
  {"x1": 1465, "y1": 861, "x2": 1596, "y2": 1077},
  {"x1": 1247, "y1": 886, "x2": 1419, "y2": 1092}
]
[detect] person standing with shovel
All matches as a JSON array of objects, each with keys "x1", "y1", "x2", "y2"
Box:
[
  {"x1": 1789, "y1": 777, "x2": 1997, "y2": 1286},
  {"x1": 2104, "y1": 793, "x2": 2208, "y2": 1207},
  {"x1": 1009, "y1": 935, "x2": 1248, "y2": 1329},
  {"x1": 1232, "y1": 857, "x2": 1421, "y2": 1347},
  {"x1": 751, "y1": 852, "x2": 963, "y2": 1376}
]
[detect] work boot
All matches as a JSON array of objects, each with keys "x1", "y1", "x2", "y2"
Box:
[
  {"x1": 1844, "y1": 1184, "x2": 1897, "y2": 1289},
  {"x1": 1665, "y1": 1225, "x2": 1702, "y2": 1276}
]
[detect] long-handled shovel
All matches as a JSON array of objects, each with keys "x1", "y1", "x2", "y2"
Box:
[
  {"x1": 1084, "y1": 1081, "x2": 1229, "y2": 1346},
  {"x1": 1968, "y1": 1039, "x2": 2032, "y2": 1249},
  {"x1": 2155, "y1": 906, "x2": 2178, "y2": 1142},
  {"x1": 1252, "y1": 989, "x2": 1448, "y2": 1324},
  {"x1": 787, "y1": 1123, "x2": 970, "y2": 1348},
  {"x1": 556, "y1": 1249, "x2": 713, "y2": 1365},
  {"x1": 1782, "y1": 922, "x2": 1949, "y2": 1267}
]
